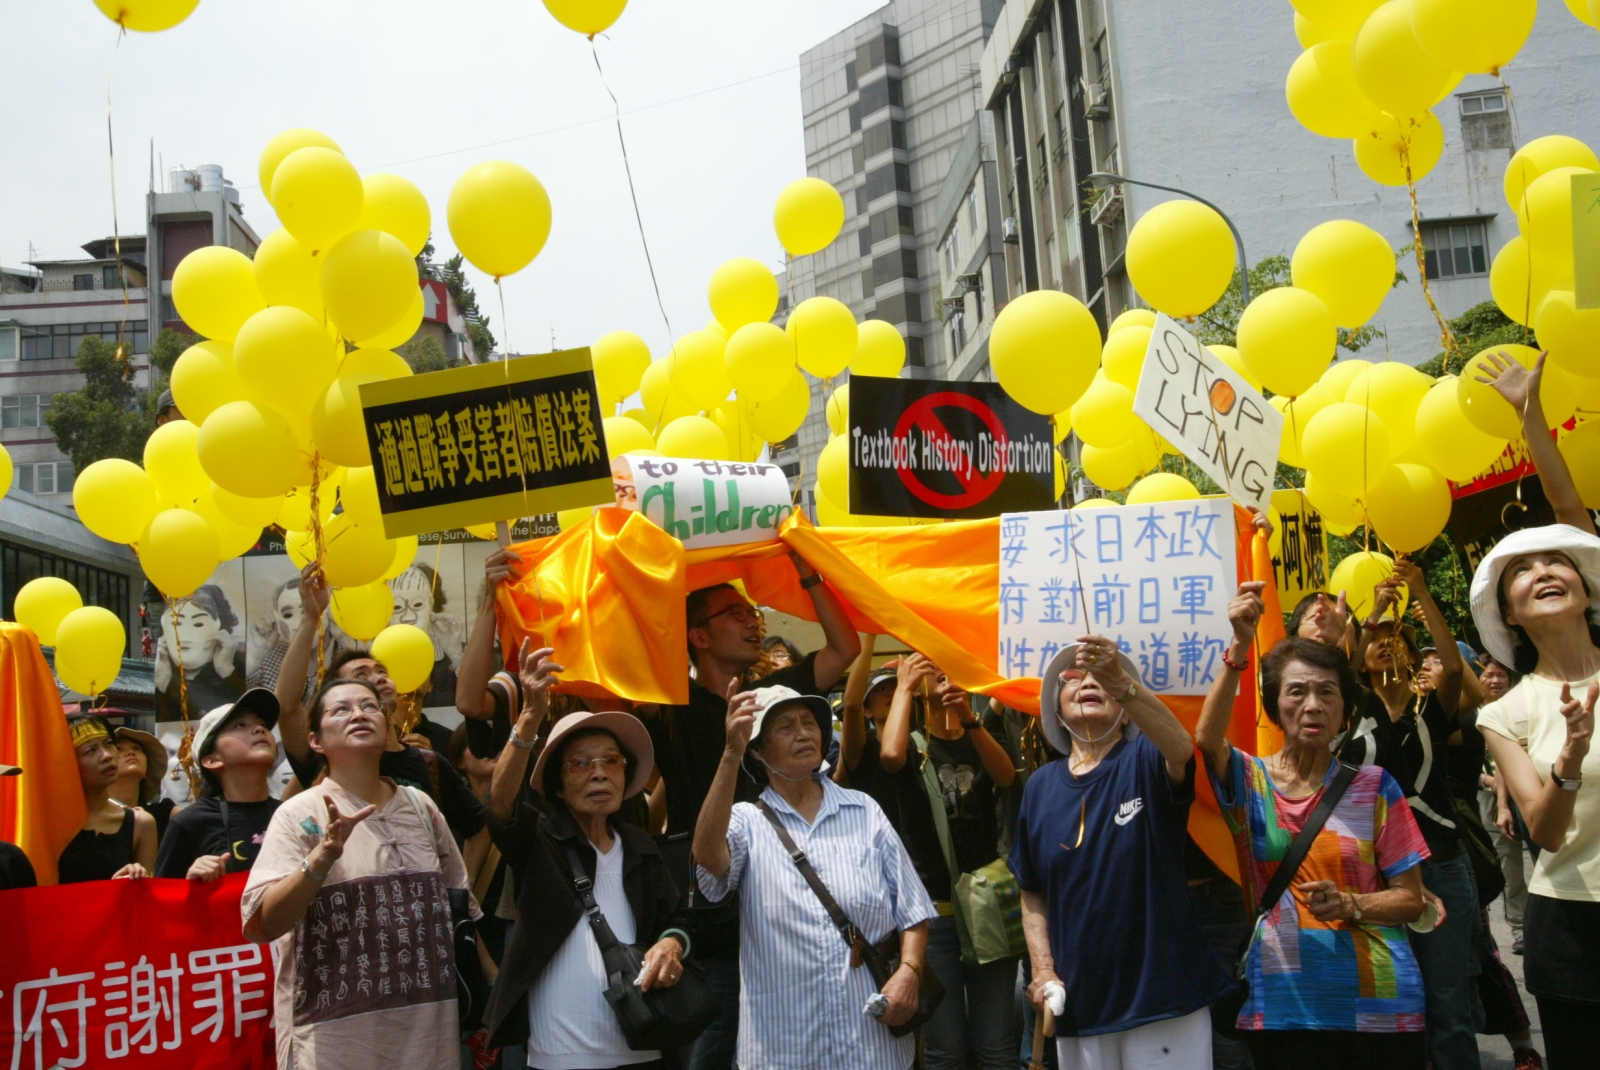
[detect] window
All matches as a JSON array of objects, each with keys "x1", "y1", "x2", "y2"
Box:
[
  {"x1": 1036, "y1": 138, "x2": 1050, "y2": 191},
  {"x1": 2, "y1": 394, "x2": 50, "y2": 429},
  {"x1": 1460, "y1": 90, "x2": 1513, "y2": 151},
  {"x1": 849, "y1": 102, "x2": 862, "y2": 132},
  {"x1": 0, "y1": 328, "x2": 16, "y2": 361},
  {"x1": 864, "y1": 162, "x2": 912, "y2": 202},
  {"x1": 0, "y1": 537, "x2": 130, "y2": 651},
  {"x1": 852, "y1": 142, "x2": 866, "y2": 174},
  {"x1": 869, "y1": 204, "x2": 915, "y2": 243},
  {"x1": 15, "y1": 462, "x2": 74, "y2": 495},
  {"x1": 1459, "y1": 91, "x2": 1506, "y2": 115},
  {"x1": 943, "y1": 234, "x2": 959, "y2": 278},
  {"x1": 19, "y1": 320, "x2": 149, "y2": 361},
  {"x1": 1422, "y1": 220, "x2": 1489, "y2": 279},
  {"x1": 856, "y1": 184, "x2": 870, "y2": 216},
  {"x1": 102, "y1": 265, "x2": 122, "y2": 290},
  {"x1": 845, "y1": 60, "x2": 858, "y2": 92},
  {"x1": 873, "y1": 291, "x2": 922, "y2": 324},
  {"x1": 905, "y1": 335, "x2": 925, "y2": 368},
  {"x1": 859, "y1": 228, "x2": 874, "y2": 257},
  {"x1": 856, "y1": 33, "x2": 900, "y2": 74},
  {"x1": 861, "y1": 268, "x2": 876, "y2": 299},
  {"x1": 950, "y1": 312, "x2": 966, "y2": 358},
  {"x1": 863, "y1": 119, "x2": 907, "y2": 159},
  {"x1": 872, "y1": 249, "x2": 917, "y2": 286},
  {"x1": 858, "y1": 77, "x2": 902, "y2": 116},
  {"x1": 72, "y1": 274, "x2": 93, "y2": 291},
  {"x1": 968, "y1": 186, "x2": 980, "y2": 234}
]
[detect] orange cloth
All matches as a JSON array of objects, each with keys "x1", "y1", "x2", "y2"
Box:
[{"x1": 0, "y1": 622, "x2": 86, "y2": 885}]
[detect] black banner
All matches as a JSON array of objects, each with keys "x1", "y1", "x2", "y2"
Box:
[{"x1": 847, "y1": 375, "x2": 1056, "y2": 520}]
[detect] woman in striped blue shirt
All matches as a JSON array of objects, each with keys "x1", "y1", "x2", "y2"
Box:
[{"x1": 695, "y1": 684, "x2": 938, "y2": 1070}]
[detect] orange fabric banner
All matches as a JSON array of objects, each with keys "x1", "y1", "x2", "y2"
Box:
[{"x1": 0, "y1": 622, "x2": 87, "y2": 885}]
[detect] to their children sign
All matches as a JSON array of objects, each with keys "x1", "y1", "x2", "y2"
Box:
[
  {"x1": 615, "y1": 455, "x2": 795, "y2": 550},
  {"x1": 1131, "y1": 314, "x2": 1281, "y2": 513},
  {"x1": 359, "y1": 350, "x2": 615, "y2": 538}
]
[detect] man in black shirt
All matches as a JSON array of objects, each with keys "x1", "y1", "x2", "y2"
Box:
[
  {"x1": 156, "y1": 689, "x2": 282, "y2": 880},
  {"x1": 275, "y1": 565, "x2": 486, "y2": 846}
]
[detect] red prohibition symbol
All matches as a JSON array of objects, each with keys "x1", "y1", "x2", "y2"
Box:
[{"x1": 891, "y1": 391, "x2": 1008, "y2": 510}]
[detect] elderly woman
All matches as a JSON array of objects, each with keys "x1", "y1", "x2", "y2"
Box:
[
  {"x1": 59, "y1": 714, "x2": 158, "y2": 882},
  {"x1": 695, "y1": 682, "x2": 936, "y2": 1070},
  {"x1": 482, "y1": 641, "x2": 690, "y2": 1069},
  {"x1": 1469, "y1": 351, "x2": 1600, "y2": 1069},
  {"x1": 1010, "y1": 635, "x2": 1230, "y2": 1069},
  {"x1": 1196, "y1": 582, "x2": 1429, "y2": 1070}
]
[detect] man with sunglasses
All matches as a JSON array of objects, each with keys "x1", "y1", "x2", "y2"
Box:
[{"x1": 644, "y1": 551, "x2": 860, "y2": 1070}]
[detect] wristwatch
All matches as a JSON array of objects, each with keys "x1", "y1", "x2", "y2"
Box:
[
  {"x1": 800, "y1": 573, "x2": 825, "y2": 590},
  {"x1": 1349, "y1": 895, "x2": 1363, "y2": 922},
  {"x1": 1121, "y1": 680, "x2": 1140, "y2": 703},
  {"x1": 300, "y1": 857, "x2": 329, "y2": 882},
  {"x1": 1552, "y1": 764, "x2": 1583, "y2": 791},
  {"x1": 510, "y1": 732, "x2": 538, "y2": 749}
]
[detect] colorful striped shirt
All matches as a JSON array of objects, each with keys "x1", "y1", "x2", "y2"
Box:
[{"x1": 1209, "y1": 748, "x2": 1430, "y2": 1033}]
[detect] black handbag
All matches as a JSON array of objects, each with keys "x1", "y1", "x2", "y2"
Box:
[
  {"x1": 564, "y1": 844, "x2": 721, "y2": 1051},
  {"x1": 1211, "y1": 761, "x2": 1357, "y2": 1038},
  {"x1": 400, "y1": 787, "x2": 492, "y2": 1033},
  {"x1": 756, "y1": 800, "x2": 946, "y2": 1037}
]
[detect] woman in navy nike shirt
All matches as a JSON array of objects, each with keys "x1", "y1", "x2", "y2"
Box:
[{"x1": 1011, "y1": 635, "x2": 1233, "y2": 1070}]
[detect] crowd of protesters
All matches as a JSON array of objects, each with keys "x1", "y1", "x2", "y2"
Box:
[{"x1": 0, "y1": 355, "x2": 1594, "y2": 1070}]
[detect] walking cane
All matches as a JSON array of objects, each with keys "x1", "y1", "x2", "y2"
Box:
[{"x1": 1028, "y1": 1004, "x2": 1055, "y2": 1070}]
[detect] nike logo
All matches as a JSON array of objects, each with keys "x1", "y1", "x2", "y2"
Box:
[{"x1": 1113, "y1": 798, "x2": 1144, "y2": 826}]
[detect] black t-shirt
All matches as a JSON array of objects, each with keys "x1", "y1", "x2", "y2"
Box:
[
  {"x1": 413, "y1": 713, "x2": 455, "y2": 757},
  {"x1": 1366, "y1": 690, "x2": 1462, "y2": 848},
  {"x1": 0, "y1": 840, "x2": 36, "y2": 891},
  {"x1": 925, "y1": 729, "x2": 1002, "y2": 875},
  {"x1": 647, "y1": 651, "x2": 824, "y2": 837},
  {"x1": 285, "y1": 744, "x2": 487, "y2": 845},
  {"x1": 154, "y1": 796, "x2": 280, "y2": 878},
  {"x1": 465, "y1": 671, "x2": 521, "y2": 760},
  {"x1": 853, "y1": 733, "x2": 950, "y2": 901}
]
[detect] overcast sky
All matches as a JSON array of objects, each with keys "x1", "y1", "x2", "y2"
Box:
[{"x1": 0, "y1": 0, "x2": 885, "y2": 359}]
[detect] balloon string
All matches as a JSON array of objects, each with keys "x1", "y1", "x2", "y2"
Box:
[
  {"x1": 590, "y1": 37, "x2": 674, "y2": 343},
  {"x1": 166, "y1": 597, "x2": 202, "y2": 800},
  {"x1": 1400, "y1": 136, "x2": 1457, "y2": 362},
  {"x1": 105, "y1": 26, "x2": 132, "y2": 381},
  {"x1": 309, "y1": 459, "x2": 326, "y2": 693}
]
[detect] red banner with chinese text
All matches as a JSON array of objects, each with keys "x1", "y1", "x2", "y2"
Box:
[{"x1": 0, "y1": 874, "x2": 275, "y2": 1070}]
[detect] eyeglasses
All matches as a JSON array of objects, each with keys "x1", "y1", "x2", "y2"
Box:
[
  {"x1": 695, "y1": 603, "x2": 757, "y2": 628},
  {"x1": 564, "y1": 755, "x2": 626, "y2": 775},
  {"x1": 323, "y1": 699, "x2": 383, "y2": 721}
]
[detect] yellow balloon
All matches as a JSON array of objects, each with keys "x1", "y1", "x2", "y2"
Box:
[
  {"x1": 311, "y1": 373, "x2": 381, "y2": 468},
  {"x1": 725, "y1": 322, "x2": 796, "y2": 403},
  {"x1": 1271, "y1": 384, "x2": 1336, "y2": 467},
  {"x1": 1070, "y1": 375, "x2": 1137, "y2": 448},
  {"x1": 356, "y1": 174, "x2": 431, "y2": 257},
  {"x1": 190, "y1": 485, "x2": 265, "y2": 560},
  {"x1": 667, "y1": 331, "x2": 733, "y2": 410},
  {"x1": 1304, "y1": 473, "x2": 1367, "y2": 536},
  {"x1": 774, "y1": 178, "x2": 846, "y2": 257},
  {"x1": 73, "y1": 458, "x2": 160, "y2": 543},
  {"x1": 354, "y1": 288, "x2": 424, "y2": 350},
  {"x1": 1286, "y1": 42, "x2": 1384, "y2": 138},
  {"x1": 1345, "y1": 361, "x2": 1432, "y2": 454},
  {"x1": 1568, "y1": 0, "x2": 1600, "y2": 25},
  {"x1": 278, "y1": 483, "x2": 326, "y2": 533},
  {"x1": 604, "y1": 415, "x2": 655, "y2": 457},
  {"x1": 1505, "y1": 135, "x2": 1600, "y2": 210},
  {"x1": 1107, "y1": 308, "x2": 1157, "y2": 336},
  {"x1": 1302, "y1": 401, "x2": 1392, "y2": 498},
  {"x1": 1053, "y1": 406, "x2": 1073, "y2": 444},
  {"x1": 321, "y1": 230, "x2": 419, "y2": 343},
  {"x1": 1457, "y1": 345, "x2": 1550, "y2": 438},
  {"x1": 53, "y1": 606, "x2": 126, "y2": 696},
  {"x1": 1209, "y1": 344, "x2": 1262, "y2": 391},
  {"x1": 657, "y1": 415, "x2": 730, "y2": 461},
  {"x1": 1559, "y1": 420, "x2": 1600, "y2": 508},
  {"x1": 0, "y1": 443, "x2": 10, "y2": 494},
  {"x1": 253, "y1": 228, "x2": 324, "y2": 319},
  {"x1": 1080, "y1": 439, "x2": 1146, "y2": 492},
  {"x1": 1412, "y1": 0, "x2": 1535, "y2": 75},
  {"x1": 747, "y1": 370, "x2": 812, "y2": 442},
  {"x1": 1350, "y1": 0, "x2": 1454, "y2": 117},
  {"x1": 1320, "y1": 358, "x2": 1372, "y2": 399},
  {"x1": 1125, "y1": 472, "x2": 1201, "y2": 504},
  {"x1": 370, "y1": 624, "x2": 435, "y2": 693},
  {"x1": 1329, "y1": 550, "x2": 1407, "y2": 621},
  {"x1": 826, "y1": 384, "x2": 849, "y2": 436},
  {"x1": 211, "y1": 482, "x2": 283, "y2": 529},
  {"x1": 339, "y1": 347, "x2": 412, "y2": 381},
  {"x1": 143, "y1": 419, "x2": 208, "y2": 507},
  {"x1": 1125, "y1": 200, "x2": 1237, "y2": 318},
  {"x1": 788, "y1": 297, "x2": 859, "y2": 379},
  {"x1": 1290, "y1": 0, "x2": 1385, "y2": 38},
  {"x1": 850, "y1": 319, "x2": 905, "y2": 377},
  {"x1": 1294, "y1": 12, "x2": 1346, "y2": 46},
  {"x1": 259, "y1": 129, "x2": 342, "y2": 206},
  {"x1": 233, "y1": 306, "x2": 340, "y2": 421},
  {"x1": 593, "y1": 331, "x2": 651, "y2": 401},
  {"x1": 709, "y1": 259, "x2": 779, "y2": 333},
  {"x1": 1365, "y1": 463, "x2": 1451, "y2": 551},
  {"x1": 139, "y1": 507, "x2": 220, "y2": 599},
  {"x1": 818, "y1": 435, "x2": 849, "y2": 507},
  {"x1": 711, "y1": 401, "x2": 764, "y2": 462},
  {"x1": 331, "y1": 582, "x2": 395, "y2": 642},
  {"x1": 1519, "y1": 166, "x2": 1592, "y2": 274},
  {"x1": 702, "y1": 319, "x2": 730, "y2": 341},
  {"x1": 1237, "y1": 287, "x2": 1337, "y2": 397},
  {"x1": 172, "y1": 246, "x2": 266, "y2": 343},
  {"x1": 1291, "y1": 220, "x2": 1396, "y2": 327},
  {"x1": 169, "y1": 340, "x2": 243, "y2": 426},
  {"x1": 15, "y1": 577, "x2": 82, "y2": 645},
  {"x1": 381, "y1": 535, "x2": 418, "y2": 581},
  {"x1": 1074, "y1": 497, "x2": 1120, "y2": 510},
  {"x1": 814, "y1": 481, "x2": 855, "y2": 528},
  {"x1": 1101, "y1": 325, "x2": 1152, "y2": 389},
  {"x1": 990, "y1": 290, "x2": 1102, "y2": 415},
  {"x1": 1489, "y1": 234, "x2": 1567, "y2": 326},
  {"x1": 1535, "y1": 291, "x2": 1600, "y2": 380},
  {"x1": 321, "y1": 514, "x2": 398, "y2": 588},
  {"x1": 1353, "y1": 110, "x2": 1445, "y2": 186},
  {"x1": 197, "y1": 400, "x2": 309, "y2": 497},
  {"x1": 448, "y1": 161, "x2": 552, "y2": 278},
  {"x1": 272, "y1": 147, "x2": 364, "y2": 252},
  {"x1": 541, "y1": 0, "x2": 628, "y2": 35},
  {"x1": 93, "y1": 0, "x2": 199, "y2": 31},
  {"x1": 638, "y1": 361, "x2": 698, "y2": 432}
]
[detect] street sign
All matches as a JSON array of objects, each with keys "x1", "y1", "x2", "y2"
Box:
[{"x1": 847, "y1": 375, "x2": 1056, "y2": 520}]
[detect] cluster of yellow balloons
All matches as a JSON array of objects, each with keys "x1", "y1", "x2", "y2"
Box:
[
  {"x1": 14, "y1": 576, "x2": 127, "y2": 695},
  {"x1": 1286, "y1": 0, "x2": 1538, "y2": 186},
  {"x1": 1489, "y1": 135, "x2": 1600, "y2": 340}
]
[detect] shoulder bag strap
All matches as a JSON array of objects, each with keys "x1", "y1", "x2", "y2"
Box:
[
  {"x1": 755, "y1": 799, "x2": 860, "y2": 953},
  {"x1": 401, "y1": 784, "x2": 442, "y2": 866},
  {"x1": 219, "y1": 799, "x2": 232, "y2": 854},
  {"x1": 1253, "y1": 761, "x2": 1358, "y2": 917},
  {"x1": 563, "y1": 842, "x2": 626, "y2": 953},
  {"x1": 913, "y1": 733, "x2": 961, "y2": 883}
]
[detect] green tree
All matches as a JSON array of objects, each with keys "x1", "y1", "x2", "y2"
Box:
[
  {"x1": 1192, "y1": 255, "x2": 1396, "y2": 356},
  {"x1": 1416, "y1": 301, "x2": 1531, "y2": 377},
  {"x1": 397, "y1": 335, "x2": 451, "y2": 374},
  {"x1": 45, "y1": 336, "x2": 157, "y2": 470},
  {"x1": 416, "y1": 238, "x2": 497, "y2": 359}
]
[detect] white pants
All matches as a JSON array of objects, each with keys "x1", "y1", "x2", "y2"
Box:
[{"x1": 1056, "y1": 1007, "x2": 1213, "y2": 1070}]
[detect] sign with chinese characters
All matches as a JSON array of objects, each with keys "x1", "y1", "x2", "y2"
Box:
[
  {"x1": 613, "y1": 455, "x2": 795, "y2": 550},
  {"x1": 0, "y1": 873, "x2": 275, "y2": 1070},
  {"x1": 1131, "y1": 314, "x2": 1281, "y2": 513},
  {"x1": 1268, "y1": 488, "x2": 1329, "y2": 611},
  {"x1": 359, "y1": 349, "x2": 614, "y2": 539},
  {"x1": 848, "y1": 375, "x2": 1057, "y2": 519},
  {"x1": 998, "y1": 499, "x2": 1237, "y2": 694}
]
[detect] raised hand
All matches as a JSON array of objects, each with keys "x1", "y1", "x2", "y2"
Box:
[
  {"x1": 897, "y1": 652, "x2": 937, "y2": 693},
  {"x1": 298, "y1": 562, "x2": 331, "y2": 619},
  {"x1": 1558, "y1": 680, "x2": 1597, "y2": 766},
  {"x1": 485, "y1": 546, "x2": 524, "y2": 586},
  {"x1": 1475, "y1": 349, "x2": 1543, "y2": 414},
  {"x1": 1229, "y1": 581, "x2": 1266, "y2": 645},
  {"x1": 724, "y1": 680, "x2": 759, "y2": 758},
  {"x1": 317, "y1": 794, "x2": 377, "y2": 866},
  {"x1": 1074, "y1": 634, "x2": 1128, "y2": 691},
  {"x1": 516, "y1": 638, "x2": 562, "y2": 724},
  {"x1": 1391, "y1": 557, "x2": 1426, "y2": 593}
]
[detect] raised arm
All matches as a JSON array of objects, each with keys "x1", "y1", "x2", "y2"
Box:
[
  {"x1": 250, "y1": 794, "x2": 375, "y2": 942},
  {"x1": 837, "y1": 635, "x2": 877, "y2": 780},
  {"x1": 1077, "y1": 634, "x2": 1194, "y2": 781},
  {"x1": 1485, "y1": 680, "x2": 1595, "y2": 852},
  {"x1": 488, "y1": 639, "x2": 558, "y2": 823},
  {"x1": 275, "y1": 564, "x2": 330, "y2": 762},
  {"x1": 879, "y1": 654, "x2": 934, "y2": 774},
  {"x1": 1352, "y1": 578, "x2": 1401, "y2": 675},
  {"x1": 788, "y1": 550, "x2": 861, "y2": 690},
  {"x1": 938, "y1": 680, "x2": 1016, "y2": 789},
  {"x1": 1197, "y1": 581, "x2": 1266, "y2": 781},
  {"x1": 1393, "y1": 558, "x2": 1463, "y2": 716},
  {"x1": 1478, "y1": 350, "x2": 1596, "y2": 535},
  {"x1": 693, "y1": 683, "x2": 758, "y2": 879},
  {"x1": 456, "y1": 547, "x2": 523, "y2": 720}
]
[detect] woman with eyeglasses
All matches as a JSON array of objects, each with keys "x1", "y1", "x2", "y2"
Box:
[
  {"x1": 1011, "y1": 635, "x2": 1232, "y2": 1069},
  {"x1": 480, "y1": 640, "x2": 692, "y2": 1070},
  {"x1": 243, "y1": 676, "x2": 479, "y2": 1070}
]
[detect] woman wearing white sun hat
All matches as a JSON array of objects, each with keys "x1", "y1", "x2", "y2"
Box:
[{"x1": 1471, "y1": 351, "x2": 1599, "y2": 1070}]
